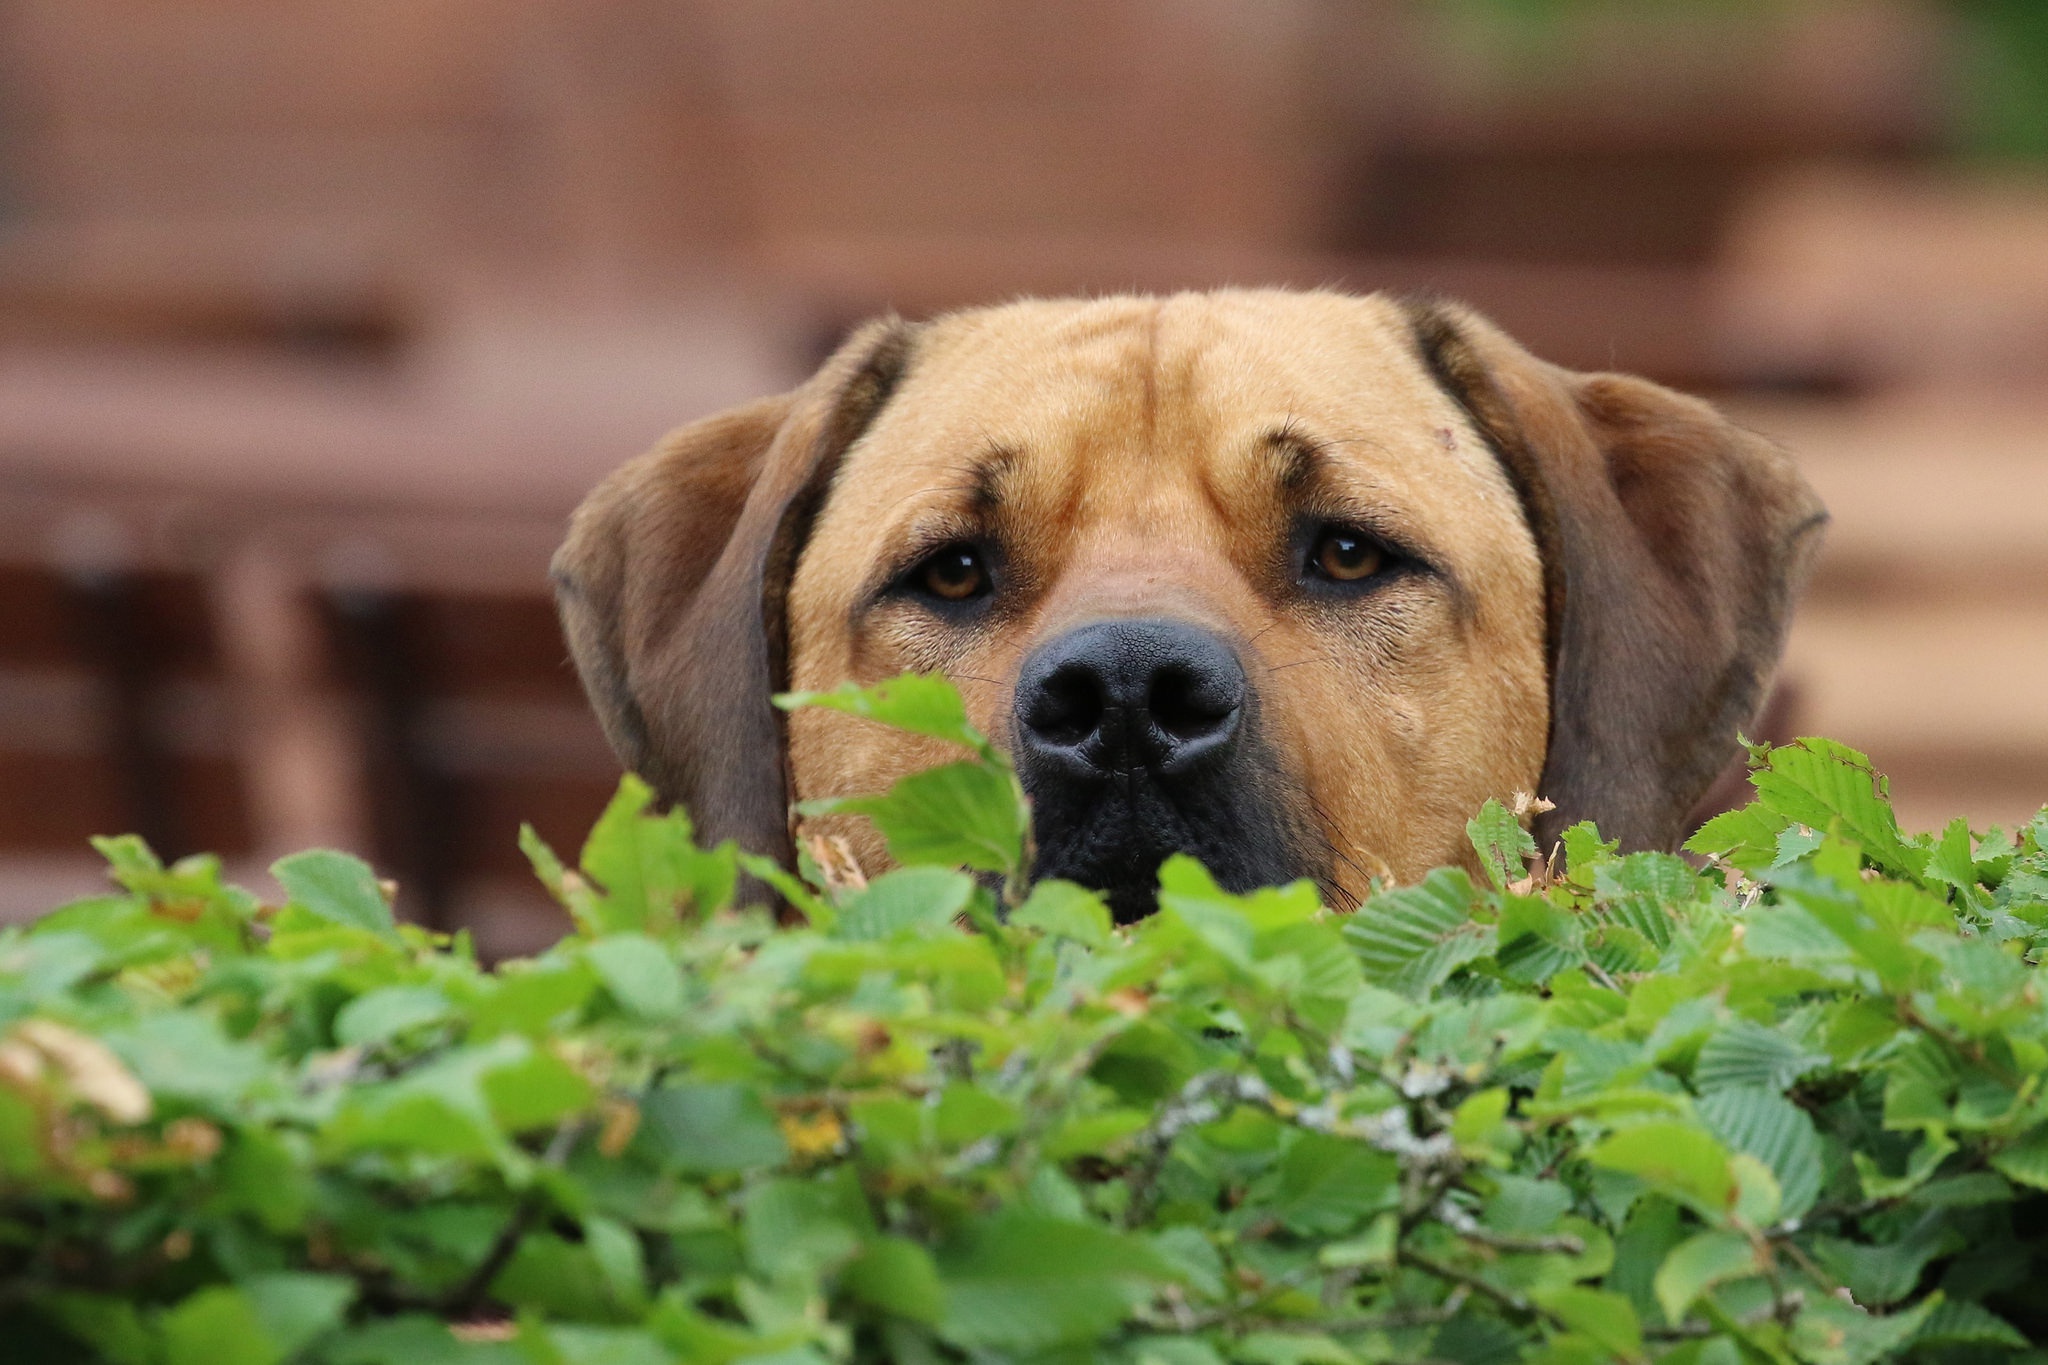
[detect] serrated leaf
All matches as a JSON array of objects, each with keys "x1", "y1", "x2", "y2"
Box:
[
  {"x1": 816, "y1": 761, "x2": 1027, "y2": 876},
  {"x1": 1912, "y1": 1298, "x2": 2028, "y2": 1349},
  {"x1": 836, "y1": 867, "x2": 974, "y2": 941},
  {"x1": 1586, "y1": 1122, "x2": 1734, "y2": 1219},
  {"x1": 1653, "y1": 1229, "x2": 1758, "y2": 1325},
  {"x1": 1923, "y1": 817, "x2": 1987, "y2": 909},
  {"x1": 1750, "y1": 738, "x2": 1918, "y2": 877},
  {"x1": 1788, "y1": 1290, "x2": 1937, "y2": 1365},
  {"x1": 937, "y1": 1210, "x2": 1172, "y2": 1351},
  {"x1": 271, "y1": 849, "x2": 396, "y2": 939},
  {"x1": 1811, "y1": 1221, "x2": 1954, "y2": 1307},
  {"x1": 1271, "y1": 1132, "x2": 1399, "y2": 1235},
  {"x1": 1344, "y1": 868, "x2": 1493, "y2": 998},
  {"x1": 637, "y1": 1082, "x2": 788, "y2": 1175},
  {"x1": 844, "y1": 1235, "x2": 944, "y2": 1325},
  {"x1": 1853, "y1": 1130, "x2": 1956, "y2": 1200},
  {"x1": 333, "y1": 986, "x2": 452, "y2": 1047},
  {"x1": 578, "y1": 777, "x2": 734, "y2": 932},
  {"x1": 1686, "y1": 801, "x2": 1791, "y2": 867},
  {"x1": 1468, "y1": 799, "x2": 1537, "y2": 890},
  {"x1": 584, "y1": 934, "x2": 686, "y2": 1020},
  {"x1": 1692, "y1": 1018, "x2": 1828, "y2": 1094},
  {"x1": 1991, "y1": 1122, "x2": 2048, "y2": 1190},
  {"x1": 1010, "y1": 878, "x2": 1113, "y2": 948},
  {"x1": 1696, "y1": 1087, "x2": 1824, "y2": 1221},
  {"x1": 1533, "y1": 1286, "x2": 1644, "y2": 1359},
  {"x1": 778, "y1": 673, "x2": 994, "y2": 758}
]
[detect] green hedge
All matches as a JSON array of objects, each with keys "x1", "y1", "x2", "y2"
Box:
[{"x1": 1, "y1": 675, "x2": 2045, "y2": 1364}]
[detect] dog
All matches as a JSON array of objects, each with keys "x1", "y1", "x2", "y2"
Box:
[{"x1": 553, "y1": 290, "x2": 1825, "y2": 921}]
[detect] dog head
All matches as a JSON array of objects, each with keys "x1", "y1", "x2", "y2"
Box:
[{"x1": 554, "y1": 290, "x2": 1824, "y2": 919}]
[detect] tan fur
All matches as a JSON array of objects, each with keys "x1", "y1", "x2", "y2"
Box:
[
  {"x1": 784, "y1": 293, "x2": 1547, "y2": 901},
  {"x1": 554, "y1": 289, "x2": 1823, "y2": 902}
]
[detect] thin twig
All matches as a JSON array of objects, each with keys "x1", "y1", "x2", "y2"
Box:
[{"x1": 443, "y1": 1118, "x2": 586, "y2": 1315}]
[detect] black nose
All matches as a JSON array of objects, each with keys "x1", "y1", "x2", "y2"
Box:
[{"x1": 1014, "y1": 619, "x2": 1245, "y2": 779}]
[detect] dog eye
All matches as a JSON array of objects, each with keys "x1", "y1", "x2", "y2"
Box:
[
  {"x1": 915, "y1": 545, "x2": 990, "y2": 601},
  {"x1": 1308, "y1": 527, "x2": 1385, "y2": 583}
]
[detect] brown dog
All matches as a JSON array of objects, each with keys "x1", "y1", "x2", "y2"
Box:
[{"x1": 553, "y1": 290, "x2": 1824, "y2": 919}]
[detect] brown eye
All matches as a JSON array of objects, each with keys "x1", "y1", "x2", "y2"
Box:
[
  {"x1": 1312, "y1": 528, "x2": 1384, "y2": 583},
  {"x1": 918, "y1": 545, "x2": 989, "y2": 601}
]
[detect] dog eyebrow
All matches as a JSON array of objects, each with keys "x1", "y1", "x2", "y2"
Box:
[
  {"x1": 966, "y1": 443, "x2": 1016, "y2": 514},
  {"x1": 1264, "y1": 422, "x2": 1324, "y2": 490}
]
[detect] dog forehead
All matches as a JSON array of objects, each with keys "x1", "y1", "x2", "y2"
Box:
[
  {"x1": 799, "y1": 292, "x2": 1536, "y2": 607},
  {"x1": 839, "y1": 291, "x2": 1499, "y2": 498}
]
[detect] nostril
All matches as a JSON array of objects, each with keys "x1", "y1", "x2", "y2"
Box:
[
  {"x1": 1148, "y1": 661, "x2": 1241, "y2": 742},
  {"x1": 1025, "y1": 664, "x2": 1104, "y2": 747}
]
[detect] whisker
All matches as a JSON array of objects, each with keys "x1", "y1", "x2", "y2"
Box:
[{"x1": 1265, "y1": 655, "x2": 1331, "y2": 673}]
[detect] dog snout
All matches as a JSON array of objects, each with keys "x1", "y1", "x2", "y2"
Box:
[{"x1": 1015, "y1": 619, "x2": 1245, "y2": 779}]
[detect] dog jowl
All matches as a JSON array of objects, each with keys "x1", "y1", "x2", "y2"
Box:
[{"x1": 553, "y1": 290, "x2": 1825, "y2": 917}]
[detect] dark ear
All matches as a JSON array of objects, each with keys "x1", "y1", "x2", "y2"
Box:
[
  {"x1": 552, "y1": 318, "x2": 918, "y2": 861},
  {"x1": 1405, "y1": 299, "x2": 1827, "y2": 853}
]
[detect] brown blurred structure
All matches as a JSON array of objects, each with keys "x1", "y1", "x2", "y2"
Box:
[{"x1": 1, "y1": 1, "x2": 2043, "y2": 948}]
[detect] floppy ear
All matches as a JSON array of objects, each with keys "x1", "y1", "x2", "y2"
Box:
[
  {"x1": 552, "y1": 318, "x2": 918, "y2": 861},
  {"x1": 1404, "y1": 300, "x2": 1827, "y2": 854}
]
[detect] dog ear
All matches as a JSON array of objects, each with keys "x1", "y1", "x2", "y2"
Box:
[
  {"x1": 1404, "y1": 299, "x2": 1827, "y2": 854},
  {"x1": 552, "y1": 318, "x2": 918, "y2": 862}
]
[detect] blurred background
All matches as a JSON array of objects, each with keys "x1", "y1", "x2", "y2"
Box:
[{"x1": 1, "y1": 0, "x2": 2044, "y2": 953}]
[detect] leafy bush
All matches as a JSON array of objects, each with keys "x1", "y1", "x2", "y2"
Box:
[{"x1": 1, "y1": 675, "x2": 2045, "y2": 1364}]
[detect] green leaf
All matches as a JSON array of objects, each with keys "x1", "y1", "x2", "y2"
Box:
[
  {"x1": 1652, "y1": 1229, "x2": 1759, "y2": 1325},
  {"x1": 37, "y1": 1293, "x2": 153, "y2": 1365},
  {"x1": 1695, "y1": 1087, "x2": 1824, "y2": 1221},
  {"x1": 836, "y1": 867, "x2": 975, "y2": 940},
  {"x1": 578, "y1": 777, "x2": 734, "y2": 932},
  {"x1": 1685, "y1": 801, "x2": 1790, "y2": 867},
  {"x1": 1344, "y1": 867, "x2": 1494, "y2": 998},
  {"x1": 1010, "y1": 878, "x2": 1113, "y2": 948},
  {"x1": 1853, "y1": 1130, "x2": 1956, "y2": 1200},
  {"x1": 937, "y1": 1210, "x2": 1172, "y2": 1351},
  {"x1": 1923, "y1": 817, "x2": 1987, "y2": 908},
  {"x1": 1271, "y1": 1132, "x2": 1399, "y2": 1235},
  {"x1": 1586, "y1": 1122, "x2": 1734, "y2": 1220},
  {"x1": 334, "y1": 986, "x2": 453, "y2": 1047},
  {"x1": 1533, "y1": 1286, "x2": 1644, "y2": 1359},
  {"x1": 1468, "y1": 798, "x2": 1537, "y2": 890},
  {"x1": 584, "y1": 934, "x2": 686, "y2": 1019},
  {"x1": 843, "y1": 1235, "x2": 944, "y2": 1324},
  {"x1": 816, "y1": 761, "x2": 1027, "y2": 876},
  {"x1": 322, "y1": 1316, "x2": 519, "y2": 1364},
  {"x1": 1991, "y1": 1122, "x2": 2048, "y2": 1190},
  {"x1": 741, "y1": 1175, "x2": 867, "y2": 1280},
  {"x1": 777, "y1": 673, "x2": 994, "y2": 757},
  {"x1": 1749, "y1": 738, "x2": 1918, "y2": 877},
  {"x1": 1912, "y1": 1298, "x2": 2028, "y2": 1349},
  {"x1": 1811, "y1": 1222, "x2": 1955, "y2": 1307},
  {"x1": 1788, "y1": 1291, "x2": 1938, "y2": 1365},
  {"x1": 1692, "y1": 1018, "x2": 1828, "y2": 1094},
  {"x1": 240, "y1": 1273, "x2": 356, "y2": 1359},
  {"x1": 637, "y1": 1082, "x2": 788, "y2": 1175},
  {"x1": 158, "y1": 1285, "x2": 283, "y2": 1365},
  {"x1": 521, "y1": 822, "x2": 602, "y2": 931},
  {"x1": 1561, "y1": 821, "x2": 1620, "y2": 880},
  {"x1": 530, "y1": 1324, "x2": 675, "y2": 1365},
  {"x1": 1593, "y1": 853, "x2": 1702, "y2": 950},
  {"x1": 1484, "y1": 1172, "x2": 1573, "y2": 1235},
  {"x1": 103, "y1": 1011, "x2": 270, "y2": 1113},
  {"x1": 478, "y1": 1045, "x2": 594, "y2": 1133},
  {"x1": 271, "y1": 849, "x2": 397, "y2": 938}
]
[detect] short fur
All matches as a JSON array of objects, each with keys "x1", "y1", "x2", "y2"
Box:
[{"x1": 553, "y1": 290, "x2": 1824, "y2": 903}]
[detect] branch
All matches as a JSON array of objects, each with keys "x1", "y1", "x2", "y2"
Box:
[{"x1": 443, "y1": 1118, "x2": 586, "y2": 1316}]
